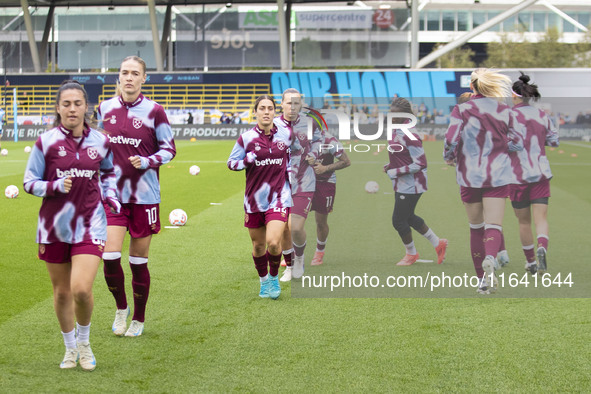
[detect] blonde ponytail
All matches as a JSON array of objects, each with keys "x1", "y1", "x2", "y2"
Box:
[{"x1": 471, "y1": 68, "x2": 511, "y2": 98}]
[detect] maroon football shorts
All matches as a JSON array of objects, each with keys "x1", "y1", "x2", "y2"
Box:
[
  {"x1": 311, "y1": 182, "x2": 336, "y2": 215},
  {"x1": 291, "y1": 192, "x2": 314, "y2": 219},
  {"x1": 39, "y1": 239, "x2": 104, "y2": 264},
  {"x1": 460, "y1": 185, "x2": 510, "y2": 203},
  {"x1": 244, "y1": 207, "x2": 289, "y2": 228},
  {"x1": 510, "y1": 179, "x2": 550, "y2": 203},
  {"x1": 104, "y1": 202, "x2": 160, "y2": 238}
]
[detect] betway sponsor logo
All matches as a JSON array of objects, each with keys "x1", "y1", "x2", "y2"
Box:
[
  {"x1": 108, "y1": 135, "x2": 142, "y2": 148},
  {"x1": 56, "y1": 168, "x2": 96, "y2": 179},
  {"x1": 255, "y1": 158, "x2": 283, "y2": 167}
]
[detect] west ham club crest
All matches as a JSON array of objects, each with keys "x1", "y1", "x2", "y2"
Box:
[
  {"x1": 87, "y1": 147, "x2": 98, "y2": 160},
  {"x1": 132, "y1": 118, "x2": 143, "y2": 129}
]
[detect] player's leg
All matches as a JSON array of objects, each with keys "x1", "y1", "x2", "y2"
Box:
[
  {"x1": 265, "y1": 219, "x2": 285, "y2": 299},
  {"x1": 249, "y1": 225, "x2": 271, "y2": 298},
  {"x1": 45, "y1": 261, "x2": 74, "y2": 336},
  {"x1": 483, "y1": 197, "x2": 506, "y2": 256},
  {"x1": 497, "y1": 188, "x2": 513, "y2": 268},
  {"x1": 124, "y1": 203, "x2": 162, "y2": 336},
  {"x1": 512, "y1": 203, "x2": 537, "y2": 274},
  {"x1": 532, "y1": 202, "x2": 549, "y2": 274},
  {"x1": 290, "y1": 194, "x2": 312, "y2": 278},
  {"x1": 496, "y1": 232, "x2": 510, "y2": 268},
  {"x1": 70, "y1": 253, "x2": 100, "y2": 371},
  {"x1": 281, "y1": 220, "x2": 293, "y2": 267},
  {"x1": 103, "y1": 225, "x2": 129, "y2": 335},
  {"x1": 280, "y1": 216, "x2": 293, "y2": 281},
  {"x1": 291, "y1": 214, "x2": 307, "y2": 255},
  {"x1": 463, "y1": 198, "x2": 491, "y2": 293},
  {"x1": 125, "y1": 235, "x2": 152, "y2": 337},
  {"x1": 291, "y1": 213, "x2": 307, "y2": 278},
  {"x1": 310, "y1": 182, "x2": 335, "y2": 266},
  {"x1": 481, "y1": 196, "x2": 506, "y2": 291},
  {"x1": 528, "y1": 180, "x2": 551, "y2": 273},
  {"x1": 311, "y1": 212, "x2": 329, "y2": 266},
  {"x1": 392, "y1": 193, "x2": 419, "y2": 266},
  {"x1": 414, "y1": 221, "x2": 449, "y2": 265},
  {"x1": 407, "y1": 194, "x2": 448, "y2": 264},
  {"x1": 46, "y1": 260, "x2": 78, "y2": 368}
]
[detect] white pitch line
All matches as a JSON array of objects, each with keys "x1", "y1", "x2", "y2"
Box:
[
  {"x1": 561, "y1": 141, "x2": 591, "y2": 149},
  {"x1": 551, "y1": 162, "x2": 591, "y2": 166}
]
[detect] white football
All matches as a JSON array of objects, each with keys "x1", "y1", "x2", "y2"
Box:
[
  {"x1": 5, "y1": 185, "x2": 19, "y2": 198},
  {"x1": 189, "y1": 165, "x2": 200, "y2": 176},
  {"x1": 0, "y1": 149, "x2": 7, "y2": 156},
  {"x1": 365, "y1": 181, "x2": 380, "y2": 194},
  {"x1": 24, "y1": 146, "x2": 32, "y2": 153},
  {"x1": 169, "y1": 208, "x2": 187, "y2": 226}
]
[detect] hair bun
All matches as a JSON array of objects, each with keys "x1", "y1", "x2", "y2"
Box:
[{"x1": 519, "y1": 74, "x2": 530, "y2": 84}]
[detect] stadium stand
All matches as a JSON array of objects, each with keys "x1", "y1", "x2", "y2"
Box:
[
  {"x1": 97, "y1": 83, "x2": 270, "y2": 124},
  {"x1": 1, "y1": 85, "x2": 61, "y2": 125},
  {"x1": 0, "y1": 83, "x2": 271, "y2": 125}
]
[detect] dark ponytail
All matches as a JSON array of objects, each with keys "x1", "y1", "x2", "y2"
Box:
[
  {"x1": 390, "y1": 97, "x2": 414, "y2": 115},
  {"x1": 512, "y1": 72, "x2": 541, "y2": 104}
]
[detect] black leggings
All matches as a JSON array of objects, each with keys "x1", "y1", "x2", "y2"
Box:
[{"x1": 392, "y1": 192, "x2": 425, "y2": 238}]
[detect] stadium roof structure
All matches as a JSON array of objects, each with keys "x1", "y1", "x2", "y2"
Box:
[
  {"x1": 6, "y1": 0, "x2": 362, "y2": 73},
  {"x1": 0, "y1": 0, "x2": 351, "y2": 6},
  {"x1": 3, "y1": 0, "x2": 583, "y2": 71}
]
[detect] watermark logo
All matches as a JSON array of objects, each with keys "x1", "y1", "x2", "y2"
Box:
[
  {"x1": 304, "y1": 106, "x2": 328, "y2": 132},
  {"x1": 306, "y1": 108, "x2": 418, "y2": 142}
]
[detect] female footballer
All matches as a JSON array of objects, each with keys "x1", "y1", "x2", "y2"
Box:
[
  {"x1": 509, "y1": 73, "x2": 559, "y2": 275},
  {"x1": 444, "y1": 68, "x2": 521, "y2": 294},
  {"x1": 385, "y1": 97, "x2": 447, "y2": 266},
  {"x1": 24, "y1": 80, "x2": 119, "y2": 370},
  {"x1": 98, "y1": 56, "x2": 176, "y2": 337},
  {"x1": 227, "y1": 95, "x2": 292, "y2": 299}
]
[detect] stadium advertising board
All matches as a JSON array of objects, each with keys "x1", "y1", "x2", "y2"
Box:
[
  {"x1": 3, "y1": 70, "x2": 590, "y2": 141},
  {"x1": 296, "y1": 10, "x2": 374, "y2": 29},
  {"x1": 6, "y1": 124, "x2": 590, "y2": 142},
  {"x1": 238, "y1": 9, "x2": 374, "y2": 29}
]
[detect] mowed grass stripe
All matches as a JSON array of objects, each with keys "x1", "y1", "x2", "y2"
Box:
[{"x1": 1, "y1": 140, "x2": 590, "y2": 392}]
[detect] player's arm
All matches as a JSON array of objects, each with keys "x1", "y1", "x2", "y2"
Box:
[
  {"x1": 443, "y1": 105, "x2": 463, "y2": 164},
  {"x1": 506, "y1": 110, "x2": 524, "y2": 152},
  {"x1": 306, "y1": 131, "x2": 323, "y2": 164},
  {"x1": 96, "y1": 104, "x2": 104, "y2": 130},
  {"x1": 130, "y1": 108, "x2": 176, "y2": 169},
  {"x1": 23, "y1": 140, "x2": 70, "y2": 197},
  {"x1": 545, "y1": 114, "x2": 560, "y2": 147},
  {"x1": 227, "y1": 137, "x2": 256, "y2": 171},
  {"x1": 274, "y1": 117, "x2": 294, "y2": 147},
  {"x1": 386, "y1": 138, "x2": 426, "y2": 179},
  {"x1": 99, "y1": 146, "x2": 120, "y2": 213},
  {"x1": 314, "y1": 151, "x2": 350, "y2": 174}
]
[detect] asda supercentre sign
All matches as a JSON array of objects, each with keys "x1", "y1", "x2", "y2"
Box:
[{"x1": 238, "y1": 10, "x2": 373, "y2": 29}]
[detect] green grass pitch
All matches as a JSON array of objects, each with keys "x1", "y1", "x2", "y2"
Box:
[{"x1": 0, "y1": 138, "x2": 589, "y2": 392}]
